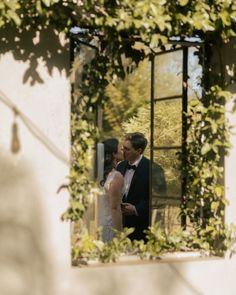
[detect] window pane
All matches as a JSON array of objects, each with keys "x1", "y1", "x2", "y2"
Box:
[
  {"x1": 151, "y1": 203, "x2": 182, "y2": 231},
  {"x1": 152, "y1": 149, "x2": 182, "y2": 198},
  {"x1": 154, "y1": 50, "x2": 183, "y2": 98},
  {"x1": 151, "y1": 148, "x2": 182, "y2": 230},
  {"x1": 153, "y1": 99, "x2": 182, "y2": 147},
  {"x1": 188, "y1": 47, "x2": 203, "y2": 100}
]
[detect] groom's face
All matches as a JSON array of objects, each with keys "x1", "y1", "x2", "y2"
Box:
[{"x1": 123, "y1": 140, "x2": 141, "y2": 163}]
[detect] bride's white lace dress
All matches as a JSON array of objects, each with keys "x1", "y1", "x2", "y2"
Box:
[{"x1": 99, "y1": 169, "x2": 124, "y2": 242}]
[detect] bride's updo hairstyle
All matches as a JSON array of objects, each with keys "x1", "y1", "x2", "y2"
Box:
[{"x1": 101, "y1": 138, "x2": 119, "y2": 186}]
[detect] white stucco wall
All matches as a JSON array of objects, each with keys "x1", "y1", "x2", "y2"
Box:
[
  {"x1": 224, "y1": 39, "x2": 236, "y2": 225},
  {"x1": 58, "y1": 256, "x2": 236, "y2": 295},
  {"x1": 225, "y1": 85, "x2": 236, "y2": 225},
  {"x1": 0, "y1": 28, "x2": 71, "y2": 295}
]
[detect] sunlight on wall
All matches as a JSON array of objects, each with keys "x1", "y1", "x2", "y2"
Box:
[
  {"x1": 0, "y1": 27, "x2": 71, "y2": 295},
  {"x1": 0, "y1": 153, "x2": 53, "y2": 295}
]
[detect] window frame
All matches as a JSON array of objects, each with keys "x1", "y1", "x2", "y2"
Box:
[{"x1": 149, "y1": 39, "x2": 205, "y2": 230}]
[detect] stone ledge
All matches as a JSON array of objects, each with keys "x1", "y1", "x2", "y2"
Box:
[{"x1": 73, "y1": 251, "x2": 220, "y2": 268}]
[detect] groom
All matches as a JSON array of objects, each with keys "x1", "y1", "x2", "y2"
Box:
[{"x1": 117, "y1": 132, "x2": 166, "y2": 241}]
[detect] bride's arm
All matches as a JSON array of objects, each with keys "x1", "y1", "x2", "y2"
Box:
[{"x1": 108, "y1": 173, "x2": 124, "y2": 231}]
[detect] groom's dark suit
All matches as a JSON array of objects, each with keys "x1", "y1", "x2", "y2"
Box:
[
  {"x1": 117, "y1": 156, "x2": 150, "y2": 241},
  {"x1": 117, "y1": 156, "x2": 166, "y2": 241}
]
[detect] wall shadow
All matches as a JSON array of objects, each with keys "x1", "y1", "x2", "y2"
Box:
[
  {"x1": 0, "y1": 153, "x2": 53, "y2": 295},
  {"x1": 0, "y1": 25, "x2": 70, "y2": 85},
  {"x1": 167, "y1": 264, "x2": 204, "y2": 295}
]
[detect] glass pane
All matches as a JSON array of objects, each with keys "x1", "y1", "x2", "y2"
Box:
[
  {"x1": 188, "y1": 47, "x2": 203, "y2": 100},
  {"x1": 151, "y1": 203, "x2": 182, "y2": 231},
  {"x1": 153, "y1": 99, "x2": 182, "y2": 147},
  {"x1": 151, "y1": 149, "x2": 182, "y2": 231},
  {"x1": 154, "y1": 47, "x2": 202, "y2": 100},
  {"x1": 152, "y1": 149, "x2": 182, "y2": 198},
  {"x1": 154, "y1": 50, "x2": 183, "y2": 98}
]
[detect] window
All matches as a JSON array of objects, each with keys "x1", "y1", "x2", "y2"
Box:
[
  {"x1": 150, "y1": 40, "x2": 203, "y2": 232},
  {"x1": 70, "y1": 30, "x2": 204, "y2": 242}
]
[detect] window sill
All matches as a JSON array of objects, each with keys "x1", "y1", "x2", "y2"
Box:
[{"x1": 73, "y1": 251, "x2": 221, "y2": 268}]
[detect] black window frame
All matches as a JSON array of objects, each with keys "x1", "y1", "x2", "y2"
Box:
[{"x1": 149, "y1": 39, "x2": 205, "y2": 229}]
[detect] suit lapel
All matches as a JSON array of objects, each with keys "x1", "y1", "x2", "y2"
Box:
[{"x1": 122, "y1": 161, "x2": 129, "y2": 176}]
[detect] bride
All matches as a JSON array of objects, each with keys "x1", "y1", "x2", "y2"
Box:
[{"x1": 100, "y1": 138, "x2": 124, "y2": 242}]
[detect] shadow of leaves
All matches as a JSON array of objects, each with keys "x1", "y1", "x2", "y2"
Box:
[{"x1": 0, "y1": 24, "x2": 70, "y2": 85}]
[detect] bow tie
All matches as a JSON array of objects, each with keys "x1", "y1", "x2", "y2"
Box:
[{"x1": 127, "y1": 164, "x2": 136, "y2": 170}]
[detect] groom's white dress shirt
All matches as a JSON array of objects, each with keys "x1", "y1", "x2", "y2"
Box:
[{"x1": 123, "y1": 155, "x2": 143, "y2": 199}]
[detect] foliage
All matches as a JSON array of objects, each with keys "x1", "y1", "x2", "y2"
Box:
[
  {"x1": 142, "y1": 222, "x2": 236, "y2": 258},
  {"x1": 1, "y1": 1, "x2": 236, "y2": 75},
  {"x1": 179, "y1": 85, "x2": 233, "y2": 252},
  {"x1": 2, "y1": 0, "x2": 236, "y2": 37},
  {"x1": 184, "y1": 86, "x2": 231, "y2": 226},
  {"x1": 72, "y1": 222, "x2": 236, "y2": 265},
  {"x1": 72, "y1": 227, "x2": 134, "y2": 264},
  {"x1": 0, "y1": 0, "x2": 20, "y2": 27},
  {"x1": 0, "y1": 0, "x2": 77, "y2": 30},
  {"x1": 62, "y1": 93, "x2": 99, "y2": 221},
  {"x1": 103, "y1": 59, "x2": 150, "y2": 136}
]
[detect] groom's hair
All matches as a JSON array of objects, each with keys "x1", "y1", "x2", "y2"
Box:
[{"x1": 125, "y1": 132, "x2": 148, "y2": 153}]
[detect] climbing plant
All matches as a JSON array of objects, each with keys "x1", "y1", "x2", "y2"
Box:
[{"x1": 183, "y1": 85, "x2": 233, "y2": 253}]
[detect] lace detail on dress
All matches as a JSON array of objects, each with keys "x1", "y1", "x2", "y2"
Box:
[{"x1": 99, "y1": 170, "x2": 124, "y2": 242}]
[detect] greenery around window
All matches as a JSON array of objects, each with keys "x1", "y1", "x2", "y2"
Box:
[{"x1": 1, "y1": 0, "x2": 236, "y2": 264}]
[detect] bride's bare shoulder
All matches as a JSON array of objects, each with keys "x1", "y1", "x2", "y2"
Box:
[
  {"x1": 115, "y1": 170, "x2": 123, "y2": 178},
  {"x1": 113, "y1": 170, "x2": 124, "y2": 183}
]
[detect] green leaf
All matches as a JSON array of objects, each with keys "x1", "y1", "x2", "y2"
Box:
[
  {"x1": 41, "y1": 0, "x2": 51, "y2": 7},
  {"x1": 219, "y1": 11, "x2": 231, "y2": 26},
  {"x1": 36, "y1": 0, "x2": 42, "y2": 13},
  {"x1": 215, "y1": 186, "x2": 223, "y2": 197},
  {"x1": 218, "y1": 90, "x2": 231, "y2": 101},
  {"x1": 178, "y1": 0, "x2": 189, "y2": 6},
  {"x1": 201, "y1": 143, "x2": 211, "y2": 155},
  {"x1": 189, "y1": 99, "x2": 200, "y2": 107},
  {"x1": 6, "y1": 10, "x2": 21, "y2": 26},
  {"x1": 211, "y1": 201, "x2": 219, "y2": 211}
]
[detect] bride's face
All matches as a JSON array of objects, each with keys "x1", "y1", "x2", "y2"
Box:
[{"x1": 114, "y1": 143, "x2": 124, "y2": 163}]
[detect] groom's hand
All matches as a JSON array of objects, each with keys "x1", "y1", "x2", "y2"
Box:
[{"x1": 121, "y1": 203, "x2": 138, "y2": 216}]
